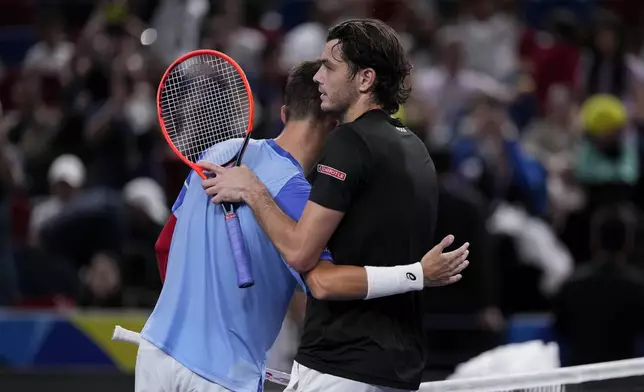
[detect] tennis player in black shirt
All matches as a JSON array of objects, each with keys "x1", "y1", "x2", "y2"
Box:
[{"x1": 201, "y1": 19, "x2": 470, "y2": 391}]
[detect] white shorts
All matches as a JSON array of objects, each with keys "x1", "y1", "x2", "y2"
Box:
[
  {"x1": 135, "y1": 337, "x2": 231, "y2": 392},
  {"x1": 283, "y1": 361, "x2": 413, "y2": 392}
]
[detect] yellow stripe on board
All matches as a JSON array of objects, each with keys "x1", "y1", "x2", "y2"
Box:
[{"x1": 71, "y1": 311, "x2": 149, "y2": 373}]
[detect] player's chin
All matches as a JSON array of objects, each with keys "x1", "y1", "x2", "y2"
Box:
[{"x1": 320, "y1": 100, "x2": 336, "y2": 113}]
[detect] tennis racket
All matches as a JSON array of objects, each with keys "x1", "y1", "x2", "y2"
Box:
[{"x1": 157, "y1": 49, "x2": 255, "y2": 288}]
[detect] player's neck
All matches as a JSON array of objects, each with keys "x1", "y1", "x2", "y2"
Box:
[
  {"x1": 275, "y1": 121, "x2": 327, "y2": 173},
  {"x1": 342, "y1": 98, "x2": 382, "y2": 123}
]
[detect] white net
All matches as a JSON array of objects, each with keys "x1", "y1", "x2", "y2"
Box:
[
  {"x1": 265, "y1": 357, "x2": 644, "y2": 392},
  {"x1": 158, "y1": 52, "x2": 251, "y2": 165}
]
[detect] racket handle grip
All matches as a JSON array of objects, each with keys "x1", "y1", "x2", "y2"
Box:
[{"x1": 225, "y1": 212, "x2": 254, "y2": 288}]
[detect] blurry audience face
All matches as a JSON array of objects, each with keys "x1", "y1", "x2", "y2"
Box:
[
  {"x1": 546, "y1": 86, "x2": 573, "y2": 125},
  {"x1": 314, "y1": 40, "x2": 359, "y2": 115},
  {"x1": 595, "y1": 27, "x2": 618, "y2": 57},
  {"x1": 590, "y1": 130, "x2": 623, "y2": 155},
  {"x1": 52, "y1": 181, "x2": 76, "y2": 201},
  {"x1": 48, "y1": 154, "x2": 85, "y2": 200},
  {"x1": 473, "y1": 99, "x2": 506, "y2": 135},
  {"x1": 84, "y1": 252, "x2": 121, "y2": 300}
]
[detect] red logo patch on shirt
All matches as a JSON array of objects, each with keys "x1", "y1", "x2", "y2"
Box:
[{"x1": 317, "y1": 164, "x2": 346, "y2": 181}]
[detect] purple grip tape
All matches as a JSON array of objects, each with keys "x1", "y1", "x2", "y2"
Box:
[{"x1": 225, "y1": 212, "x2": 254, "y2": 288}]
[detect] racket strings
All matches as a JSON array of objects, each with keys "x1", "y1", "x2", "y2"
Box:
[
  {"x1": 160, "y1": 54, "x2": 251, "y2": 164},
  {"x1": 164, "y1": 58, "x2": 247, "y2": 157}
]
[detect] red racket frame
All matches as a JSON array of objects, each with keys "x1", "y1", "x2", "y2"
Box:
[{"x1": 156, "y1": 49, "x2": 255, "y2": 180}]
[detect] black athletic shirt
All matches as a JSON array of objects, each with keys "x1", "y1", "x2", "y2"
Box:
[{"x1": 296, "y1": 109, "x2": 438, "y2": 389}]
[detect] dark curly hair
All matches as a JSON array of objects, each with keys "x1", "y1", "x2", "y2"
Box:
[{"x1": 327, "y1": 19, "x2": 412, "y2": 114}]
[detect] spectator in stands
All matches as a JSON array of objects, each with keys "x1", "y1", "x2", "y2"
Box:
[
  {"x1": 83, "y1": 70, "x2": 137, "y2": 189},
  {"x1": 38, "y1": 182, "x2": 126, "y2": 275},
  {"x1": 563, "y1": 94, "x2": 639, "y2": 263},
  {"x1": 0, "y1": 118, "x2": 23, "y2": 306},
  {"x1": 35, "y1": 176, "x2": 126, "y2": 308},
  {"x1": 451, "y1": 95, "x2": 548, "y2": 216},
  {"x1": 78, "y1": 251, "x2": 123, "y2": 308},
  {"x1": 523, "y1": 85, "x2": 580, "y2": 172},
  {"x1": 518, "y1": 8, "x2": 581, "y2": 114},
  {"x1": 250, "y1": 44, "x2": 288, "y2": 140},
  {"x1": 580, "y1": 13, "x2": 644, "y2": 102},
  {"x1": 29, "y1": 154, "x2": 85, "y2": 247},
  {"x1": 522, "y1": 85, "x2": 584, "y2": 228},
  {"x1": 120, "y1": 177, "x2": 166, "y2": 306},
  {"x1": 0, "y1": 75, "x2": 65, "y2": 195},
  {"x1": 412, "y1": 31, "x2": 511, "y2": 148},
  {"x1": 22, "y1": 13, "x2": 74, "y2": 78},
  {"x1": 574, "y1": 94, "x2": 637, "y2": 205},
  {"x1": 553, "y1": 204, "x2": 644, "y2": 366},
  {"x1": 449, "y1": 0, "x2": 518, "y2": 82},
  {"x1": 279, "y1": 0, "x2": 350, "y2": 72}
]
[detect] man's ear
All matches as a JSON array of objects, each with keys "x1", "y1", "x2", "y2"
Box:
[
  {"x1": 281, "y1": 105, "x2": 287, "y2": 125},
  {"x1": 358, "y1": 68, "x2": 376, "y2": 94}
]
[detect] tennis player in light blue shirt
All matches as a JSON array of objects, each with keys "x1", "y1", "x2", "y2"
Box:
[{"x1": 141, "y1": 137, "x2": 323, "y2": 391}]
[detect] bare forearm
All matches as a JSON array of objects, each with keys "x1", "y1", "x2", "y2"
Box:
[
  {"x1": 245, "y1": 187, "x2": 311, "y2": 270},
  {"x1": 200, "y1": 162, "x2": 342, "y2": 272},
  {"x1": 305, "y1": 261, "x2": 368, "y2": 300}
]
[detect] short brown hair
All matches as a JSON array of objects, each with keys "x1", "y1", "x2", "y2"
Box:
[{"x1": 283, "y1": 60, "x2": 326, "y2": 122}]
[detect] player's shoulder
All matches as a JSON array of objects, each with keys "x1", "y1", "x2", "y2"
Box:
[
  {"x1": 207, "y1": 137, "x2": 247, "y2": 153},
  {"x1": 329, "y1": 110, "x2": 413, "y2": 155},
  {"x1": 245, "y1": 139, "x2": 305, "y2": 196},
  {"x1": 344, "y1": 109, "x2": 410, "y2": 145},
  {"x1": 350, "y1": 109, "x2": 394, "y2": 132},
  {"x1": 326, "y1": 122, "x2": 367, "y2": 151}
]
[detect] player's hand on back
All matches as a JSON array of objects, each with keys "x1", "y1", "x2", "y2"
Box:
[
  {"x1": 421, "y1": 235, "x2": 469, "y2": 287},
  {"x1": 198, "y1": 161, "x2": 264, "y2": 204}
]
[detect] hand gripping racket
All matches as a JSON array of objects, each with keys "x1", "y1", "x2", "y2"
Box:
[{"x1": 157, "y1": 50, "x2": 255, "y2": 288}]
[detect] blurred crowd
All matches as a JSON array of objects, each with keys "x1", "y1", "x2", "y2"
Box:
[{"x1": 3, "y1": 0, "x2": 644, "y2": 379}]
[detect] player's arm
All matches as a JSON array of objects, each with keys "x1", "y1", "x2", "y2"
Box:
[
  {"x1": 268, "y1": 174, "x2": 470, "y2": 300},
  {"x1": 201, "y1": 126, "x2": 367, "y2": 273},
  {"x1": 306, "y1": 234, "x2": 469, "y2": 300},
  {"x1": 305, "y1": 260, "x2": 368, "y2": 300},
  {"x1": 243, "y1": 190, "x2": 342, "y2": 273}
]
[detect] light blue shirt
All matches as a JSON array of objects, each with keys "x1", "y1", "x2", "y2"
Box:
[{"x1": 141, "y1": 139, "x2": 331, "y2": 392}]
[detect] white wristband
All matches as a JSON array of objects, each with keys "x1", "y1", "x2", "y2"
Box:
[{"x1": 364, "y1": 262, "x2": 424, "y2": 300}]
